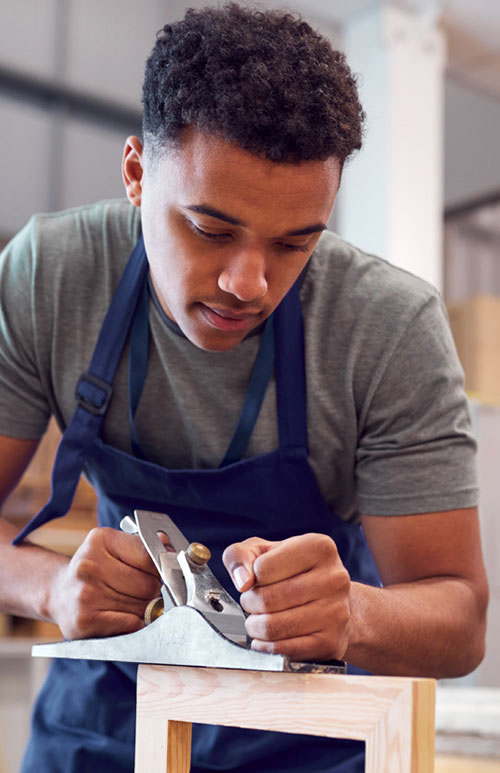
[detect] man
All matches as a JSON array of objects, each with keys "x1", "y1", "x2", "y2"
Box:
[{"x1": 0, "y1": 4, "x2": 488, "y2": 772}]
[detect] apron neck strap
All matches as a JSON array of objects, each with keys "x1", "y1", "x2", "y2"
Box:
[
  {"x1": 220, "y1": 277, "x2": 309, "y2": 465},
  {"x1": 127, "y1": 272, "x2": 309, "y2": 467},
  {"x1": 81, "y1": 236, "x2": 148, "y2": 388},
  {"x1": 128, "y1": 275, "x2": 149, "y2": 460},
  {"x1": 219, "y1": 314, "x2": 275, "y2": 467},
  {"x1": 274, "y1": 278, "x2": 308, "y2": 450}
]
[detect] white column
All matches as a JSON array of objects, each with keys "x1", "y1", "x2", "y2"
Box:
[{"x1": 337, "y1": 3, "x2": 446, "y2": 291}]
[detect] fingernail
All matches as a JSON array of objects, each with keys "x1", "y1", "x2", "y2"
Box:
[{"x1": 233, "y1": 565, "x2": 250, "y2": 591}]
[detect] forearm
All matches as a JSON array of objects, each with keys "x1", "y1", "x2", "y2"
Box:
[
  {"x1": 0, "y1": 516, "x2": 68, "y2": 622},
  {"x1": 345, "y1": 576, "x2": 488, "y2": 678}
]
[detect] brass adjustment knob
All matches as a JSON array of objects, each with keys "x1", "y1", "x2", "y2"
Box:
[
  {"x1": 187, "y1": 542, "x2": 211, "y2": 566},
  {"x1": 144, "y1": 596, "x2": 164, "y2": 625}
]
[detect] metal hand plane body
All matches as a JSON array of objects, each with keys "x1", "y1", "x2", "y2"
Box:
[
  {"x1": 32, "y1": 511, "x2": 345, "y2": 674},
  {"x1": 120, "y1": 510, "x2": 248, "y2": 645}
]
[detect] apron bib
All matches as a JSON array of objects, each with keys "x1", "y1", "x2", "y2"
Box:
[{"x1": 17, "y1": 237, "x2": 379, "y2": 773}]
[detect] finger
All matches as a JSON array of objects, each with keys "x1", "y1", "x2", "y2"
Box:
[
  {"x1": 245, "y1": 600, "x2": 332, "y2": 642},
  {"x1": 252, "y1": 533, "x2": 340, "y2": 586},
  {"x1": 73, "y1": 607, "x2": 147, "y2": 639},
  {"x1": 246, "y1": 600, "x2": 350, "y2": 662},
  {"x1": 250, "y1": 631, "x2": 346, "y2": 662},
  {"x1": 240, "y1": 564, "x2": 350, "y2": 614},
  {"x1": 106, "y1": 565, "x2": 162, "y2": 601},
  {"x1": 98, "y1": 527, "x2": 161, "y2": 577},
  {"x1": 158, "y1": 532, "x2": 176, "y2": 551},
  {"x1": 97, "y1": 590, "x2": 160, "y2": 621},
  {"x1": 223, "y1": 537, "x2": 277, "y2": 592},
  {"x1": 74, "y1": 552, "x2": 162, "y2": 602}
]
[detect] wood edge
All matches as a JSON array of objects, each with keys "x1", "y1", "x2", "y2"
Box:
[
  {"x1": 411, "y1": 679, "x2": 436, "y2": 773},
  {"x1": 364, "y1": 679, "x2": 413, "y2": 772},
  {"x1": 137, "y1": 665, "x2": 426, "y2": 738},
  {"x1": 166, "y1": 720, "x2": 192, "y2": 773},
  {"x1": 134, "y1": 715, "x2": 167, "y2": 773}
]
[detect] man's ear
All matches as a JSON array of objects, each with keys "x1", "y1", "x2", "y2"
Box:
[{"x1": 122, "y1": 136, "x2": 144, "y2": 207}]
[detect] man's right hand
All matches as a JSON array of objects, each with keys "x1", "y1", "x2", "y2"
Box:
[
  {"x1": 48, "y1": 526, "x2": 162, "y2": 640},
  {"x1": 0, "y1": 436, "x2": 161, "y2": 637}
]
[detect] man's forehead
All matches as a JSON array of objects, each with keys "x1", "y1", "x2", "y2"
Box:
[
  {"x1": 152, "y1": 126, "x2": 341, "y2": 179},
  {"x1": 145, "y1": 126, "x2": 341, "y2": 224}
]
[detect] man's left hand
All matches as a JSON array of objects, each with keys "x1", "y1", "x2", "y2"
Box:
[{"x1": 222, "y1": 533, "x2": 350, "y2": 662}]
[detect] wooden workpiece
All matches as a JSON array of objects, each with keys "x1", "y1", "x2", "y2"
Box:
[{"x1": 135, "y1": 664, "x2": 435, "y2": 773}]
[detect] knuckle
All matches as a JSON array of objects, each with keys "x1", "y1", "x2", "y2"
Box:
[
  {"x1": 244, "y1": 614, "x2": 256, "y2": 638},
  {"x1": 242, "y1": 586, "x2": 271, "y2": 614},
  {"x1": 314, "y1": 533, "x2": 338, "y2": 558},
  {"x1": 331, "y1": 601, "x2": 350, "y2": 634},
  {"x1": 246, "y1": 613, "x2": 272, "y2": 641},
  {"x1": 85, "y1": 527, "x2": 103, "y2": 546},
  {"x1": 339, "y1": 567, "x2": 351, "y2": 593},
  {"x1": 323, "y1": 565, "x2": 350, "y2": 598},
  {"x1": 74, "y1": 579, "x2": 95, "y2": 609},
  {"x1": 249, "y1": 612, "x2": 293, "y2": 642},
  {"x1": 313, "y1": 632, "x2": 338, "y2": 660},
  {"x1": 222, "y1": 541, "x2": 245, "y2": 569},
  {"x1": 83, "y1": 526, "x2": 111, "y2": 556},
  {"x1": 146, "y1": 577, "x2": 162, "y2": 598},
  {"x1": 251, "y1": 638, "x2": 277, "y2": 654},
  {"x1": 239, "y1": 590, "x2": 254, "y2": 613},
  {"x1": 73, "y1": 603, "x2": 94, "y2": 635},
  {"x1": 74, "y1": 557, "x2": 94, "y2": 583},
  {"x1": 223, "y1": 536, "x2": 260, "y2": 567},
  {"x1": 84, "y1": 526, "x2": 98, "y2": 540},
  {"x1": 333, "y1": 566, "x2": 351, "y2": 591}
]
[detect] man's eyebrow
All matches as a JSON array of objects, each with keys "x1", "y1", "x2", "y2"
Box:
[
  {"x1": 185, "y1": 204, "x2": 327, "y2": 236},
  {"x1": 185, "y1": 204, "x2": 243, "y2": 226},
  {"x1": 285, "y1": 223, "x2": 327, "y2": 236}
]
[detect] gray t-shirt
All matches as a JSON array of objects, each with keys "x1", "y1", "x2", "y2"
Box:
[{"x1": 0, "y1": 199, "x2": 477, "y2": 521}]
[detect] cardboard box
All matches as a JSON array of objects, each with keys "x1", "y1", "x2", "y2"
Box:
[{"x1": 447, "y1": 294, "x2": 500, "y2": 400}]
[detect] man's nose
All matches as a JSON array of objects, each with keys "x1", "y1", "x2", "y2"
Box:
[{"x1": 217, "y1": 249, "x2": 268, "y2": 302}]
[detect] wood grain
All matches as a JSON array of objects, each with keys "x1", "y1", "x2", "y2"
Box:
[
  {"x1": 135, "y1": 717, "x2": 168, "y2": 772},
  {"x1": 412, "y1": 680, "x2": 436, "y2": 772},
  {"x1": 166, "y1": 721, "x2": 191, "y2": 773},
  {"x1": 135, "y1": 665, "x2": 435, "y2": 773}
]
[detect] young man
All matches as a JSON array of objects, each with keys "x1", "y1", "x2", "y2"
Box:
[{"x1": 0, "y1": 4, "x2": 488, "y2": 772}]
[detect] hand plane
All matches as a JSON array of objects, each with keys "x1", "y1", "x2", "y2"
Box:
[{"x1": 32, "y1": 510, "x2": 345, "y2": 674}]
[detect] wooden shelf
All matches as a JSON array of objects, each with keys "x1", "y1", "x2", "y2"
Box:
[{"x1": 0, "y1": 637, "x2": 56, "y2": 658}]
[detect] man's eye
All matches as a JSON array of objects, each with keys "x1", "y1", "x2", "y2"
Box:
[
  {"x1": 189, "y1": 223, "x2": 230, "y2": 240},
  {"x1": 279, "y1": 242, "x2": 310, "y2": 253}
]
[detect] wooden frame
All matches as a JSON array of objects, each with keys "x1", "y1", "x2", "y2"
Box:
[{"x1": 135, "y1": 664, "x2": 435, "y2": 772}]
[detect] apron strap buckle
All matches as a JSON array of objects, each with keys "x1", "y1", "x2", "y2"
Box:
[{"x1": 75, "y1": 372, "x2": 113, "y2": 416}]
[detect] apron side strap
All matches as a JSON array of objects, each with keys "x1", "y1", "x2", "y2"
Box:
[
  {"x1": 12, "y1": 407, "x2": 102, "y2": 545},
  {"x1": 75, "y1": 373, "x2": 113, "y2": 416},
  {"x1": 13, "y1": 236, "x2": 150, "y2": 545}
]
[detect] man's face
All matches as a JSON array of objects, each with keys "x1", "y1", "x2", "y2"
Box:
[{"x1": 123, "y1": 128, "x2": 341, "y2": 352}]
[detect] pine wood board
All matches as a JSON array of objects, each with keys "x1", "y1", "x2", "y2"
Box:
[{"x1": 135, "y1": 664, "x2": 435, "y2": 773}]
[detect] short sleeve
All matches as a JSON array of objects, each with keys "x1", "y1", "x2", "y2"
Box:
[
  {"x1": 355, "y1": 292, "x2": 478, "y2": 515},
  {"x1": 0, "y1": 219, "x2": 51, "y2": 438}
]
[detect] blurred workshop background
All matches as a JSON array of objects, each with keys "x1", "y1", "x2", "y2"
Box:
[{"x1": 0, "y1": 1, "x2": 499, "y2": 771}]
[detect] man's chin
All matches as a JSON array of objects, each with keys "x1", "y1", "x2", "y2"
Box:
[
  {"x1": 180, "y1": 307, "x2": 264, "y2": 352},
  {"x1": 179, "y1": 319, "x2": 248, "y2": 352}
]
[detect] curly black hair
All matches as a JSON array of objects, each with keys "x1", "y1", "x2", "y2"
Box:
[{"x1": 142, "y1": 3, "x2": 364, "y2": 164}]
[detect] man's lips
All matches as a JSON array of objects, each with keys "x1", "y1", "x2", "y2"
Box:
[{"x1": 198, "y1": 303, "x2": 262, "y2": 332}]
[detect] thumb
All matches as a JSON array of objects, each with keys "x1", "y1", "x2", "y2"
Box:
[{"x1": 222, "y1": 537, "x2": 276, "y2": 592}]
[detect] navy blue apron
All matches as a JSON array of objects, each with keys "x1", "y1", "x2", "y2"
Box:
[{"x1": 16, "y1": 237, "x2": 380, "y2": 773}]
